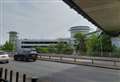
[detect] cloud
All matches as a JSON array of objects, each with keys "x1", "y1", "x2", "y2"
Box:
[{"x1": 0, "y1": 0, "x2": 96, "y2": 44}]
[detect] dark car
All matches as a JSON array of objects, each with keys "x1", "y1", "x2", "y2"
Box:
[{"x1": 14, "y1": 50, "x2": 38, "y2": 62}]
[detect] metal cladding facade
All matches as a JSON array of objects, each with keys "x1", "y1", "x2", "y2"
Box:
[
  {"x1": 63, "y1": 0, "x2": 120, "y2": 36},
  {"x1": 70, "y1": 26, "x2": 90, "y2": 38}
]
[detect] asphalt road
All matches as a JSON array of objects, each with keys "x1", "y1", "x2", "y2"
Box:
[{"x1": 0, "y1": 60, "x2": 120, "y2": 82}]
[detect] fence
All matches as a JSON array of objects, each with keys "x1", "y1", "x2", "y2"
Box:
[
  {"x1": 0, "y1": 68, "x2": 38, "y2": 82},
  {"x1": 38, "y1": 53, "x2": 120, "y2": 67}
]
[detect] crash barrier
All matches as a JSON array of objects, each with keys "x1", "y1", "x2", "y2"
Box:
[
  {"x1": 38, "y1": 54, "x2": 120, "y2": 66},
  {"x1": 0, "y1": 68, "x2": 38, "y2": 82}
]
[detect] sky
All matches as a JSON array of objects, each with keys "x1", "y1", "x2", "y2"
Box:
[{"x1": 0, "y1": 0, "x2": 97, "y2": 45}]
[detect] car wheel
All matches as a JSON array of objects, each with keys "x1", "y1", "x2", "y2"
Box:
[
  {"x1": 14, "y1": 57, "x2": 18, "y2": 61},
  {"x1": 32, "y1": 58, "x2": 37, "y2": 62}
]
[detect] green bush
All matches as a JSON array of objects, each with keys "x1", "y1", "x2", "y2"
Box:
[
  {"x1": 36, "y1": 47, "x2": 49, "y2": 53},
  {"x1": 62, "y1": 46, "x2": 73, "y2": 55},
  {"x1": 36, "y1": 42, "x2": 73, "y2": 55},
  {"x1": 55, "y1": 42, "x2": 73, "y2": 55}
]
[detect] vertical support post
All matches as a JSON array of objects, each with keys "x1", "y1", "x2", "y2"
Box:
[
  {"x1": 113, "y1": 61, "x2": 117, "y2": 66},
  {"x1": 16, "y1": 72, "x2": 19, "y2": 82},
  {"x1": 23, "y1": 74, "x2": 26, "y2": 82},
  {"x1": 40, "y1": 55, "x2": 41, "y2": 58},
  {"x1": 10, "y1": 70, "x2": 13, "y2": 82},
  {"x1": 74, "y1": 58, "x2": 76, "y2": 62},
  {"x1": 49, "y1": 56, "x2": 51, "y2": 59},
  {"x1": 60, "y1": 56, "x2": 62, "y2": 61},
  {"x1": 32, "y1": 77, "x2": 38, "y2": 82},
  {"x1": 91, "y1": 58, "x2": 94, "y2": 64},
  {"x1": 4, "y1": 69, "x2": 8, "y2": 80},
  {"x1": 0, "y1": 68, "x2": 3, "y2": 78}
]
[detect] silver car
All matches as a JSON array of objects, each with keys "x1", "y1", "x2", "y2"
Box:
[{"x1": 0, "y1": 51, "x2": 9, "y2": 63}]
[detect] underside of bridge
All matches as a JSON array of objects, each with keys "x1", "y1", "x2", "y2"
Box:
[{"x1": 63, "y1": 0, "x2": 120, "y2": 36}]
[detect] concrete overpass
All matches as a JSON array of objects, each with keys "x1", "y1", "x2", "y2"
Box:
[{"x1": 63, "y1": 0, "x2": 120, "y2": 36}]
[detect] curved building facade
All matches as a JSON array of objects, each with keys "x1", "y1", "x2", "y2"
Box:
[{"x1": 70, "y1": 26, "x2": 90, "y2": 38}]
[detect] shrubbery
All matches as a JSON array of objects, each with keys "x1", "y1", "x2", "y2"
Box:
[{"x1": 36, "y1": 42, "x2": 73, "y2": 55}]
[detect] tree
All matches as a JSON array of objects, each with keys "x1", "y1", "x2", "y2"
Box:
[
  {"x1": 99, "y1": 32, "x2": 112, "y2": 52},
  {"x1": 61, "y1": 44, "x2": 73, "y2": 54},
  {"x1": 86, "y1": 34, "x2": 99, "y2": 56},
  {"x1": 55, "y1": 42, "x2": 73, "y2": 54},
  {"x1": 48, "y1": 45, "x2": 57, "y2": 53},
  {"x1": 74, "y1": 32, "x2": 86, "y2": 55},
  {"x1": 55, "y1": 42, "x2": 66, "y2": 54},
  {"x1": 86, "y1": 32, "x2": 113, "y2": 57},
  {"x1": 1, "y1": 41, "x2": 14, "y2": 52}
]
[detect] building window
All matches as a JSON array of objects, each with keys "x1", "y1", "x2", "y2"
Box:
[
  {"x1": 22, "y1": 41, "x2": 58, "y2": 44},
  {"x1": 21, "y1": 46, "x2": 48, "y2": 48}
]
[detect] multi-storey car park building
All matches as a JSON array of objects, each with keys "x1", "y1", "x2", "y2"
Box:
[{"x1": 16, "y1": 39, "x2": 70, "y2": 53}]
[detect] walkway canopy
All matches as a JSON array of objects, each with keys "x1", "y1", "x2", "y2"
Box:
[{"x1": 63, "y1": 0, "x2": 120, "y2": 36}]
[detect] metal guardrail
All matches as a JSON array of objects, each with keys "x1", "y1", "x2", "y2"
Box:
[
  {"x1": 38, "y1": 54, "x2": 120, "y2": 66},
  {"x1": 0, "y1": 68, "x2": 38, "y2": 82}
]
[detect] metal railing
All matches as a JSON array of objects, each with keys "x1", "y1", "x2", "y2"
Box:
[
  {"x1": 38, "y1": 53, "x2": 120, "y2": 67},
  {"x1": 0, "y1": 68, "x2": 38, "y2": 82}
]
